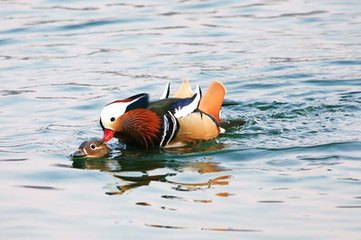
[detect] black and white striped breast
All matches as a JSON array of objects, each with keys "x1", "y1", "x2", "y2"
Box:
[{"x1": 159, "y1": 111, "x2": 179, "y2": 147}]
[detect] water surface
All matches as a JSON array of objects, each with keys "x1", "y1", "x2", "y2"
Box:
[{"x1": 1, "y1": 0, "x2": 361, "y2": 239}]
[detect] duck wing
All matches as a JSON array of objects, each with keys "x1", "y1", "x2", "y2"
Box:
[
  {"x1": 172, "y1": 86, "x2": 201, "y2": 118},
  {"x1": 150, "y1": 86, "x2": 201, "y2": 118}
]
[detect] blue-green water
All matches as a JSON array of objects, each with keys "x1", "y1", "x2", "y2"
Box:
[{"x1": 1, "y1": 0, "x2": 361, "y2": 239}]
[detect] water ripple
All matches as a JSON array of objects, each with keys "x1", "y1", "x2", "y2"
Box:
[{"x1": 59, "y1": 17, "x2": 153, "y2": 31}]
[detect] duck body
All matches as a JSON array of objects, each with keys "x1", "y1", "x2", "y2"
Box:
[
  {"x1": 170, "y1": 111, "x2": 220, "y2": 147},
  {"x1": 149, "y1": 98, "x2": 221, "y2": 148},
  {"x1": 100, "y1": 81, "x2": 226, "y2": 149}
]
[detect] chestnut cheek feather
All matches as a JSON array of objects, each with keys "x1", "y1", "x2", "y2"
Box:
[{"x1": 122, "y1": 109, "x2": 161, "y2": 147}]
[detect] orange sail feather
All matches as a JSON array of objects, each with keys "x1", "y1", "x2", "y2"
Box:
[
  {"x1": 175, "y1": 80, "x2": 193, "y2": 98},
  {"x1": 199, "y1": 81, "x2": 226, "y2": 123}
]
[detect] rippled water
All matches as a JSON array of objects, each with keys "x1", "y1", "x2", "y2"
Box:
[{"x1": 1, "y1": 0, "x2": 361, "y2": 239}]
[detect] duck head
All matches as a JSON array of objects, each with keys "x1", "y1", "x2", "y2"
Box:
[
  {"x1": 73, "y1": 138, "x2": 110, "y2": 158},
  {"x1": 99, "y1": 93, "x2": 161, "y2": 146}
]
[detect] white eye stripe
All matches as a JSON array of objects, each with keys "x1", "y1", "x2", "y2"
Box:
[
  {"x1": 100, "y1": 95, "x2": 147, "y2": 130},
  {"x1": 100, "y1": 102, "x2": 130, "y2": 129}
]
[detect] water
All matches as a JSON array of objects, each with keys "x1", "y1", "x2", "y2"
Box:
[{"x1": 1, "y1": 0, "x2": 361, "y2": 239}]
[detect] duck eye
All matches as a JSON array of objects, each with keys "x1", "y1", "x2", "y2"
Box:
[
  {"x1": 110, "y1": 117, "x2": 115, "y2": 122},
  {"x1": 90, "y1": 143, "x2": 96, "y2": 150}
]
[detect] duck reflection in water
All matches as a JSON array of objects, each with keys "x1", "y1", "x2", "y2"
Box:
[
  {"x1": 113, "y1": 174, "x2": 230, "y2": 195},
  {"x1": 72, "y1": 142, "x2": 231, "y2": 195}
]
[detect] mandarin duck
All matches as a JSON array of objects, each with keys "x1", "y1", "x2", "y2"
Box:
[{"x1": 99, "y1": 81, "x2": 226, "y2": 148}]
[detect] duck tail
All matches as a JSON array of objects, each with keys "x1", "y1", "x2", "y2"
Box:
[
  {"x1": 199, "y1": 81, "x2": 226, "y2": 123},
  {"x1": 175, "y1": 80, "x2": 193, "y2": 98}
]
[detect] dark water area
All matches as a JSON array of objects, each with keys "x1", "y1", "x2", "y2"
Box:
[{"x1": 1, "y1": 0, "x2": 361, "y2": 239}]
